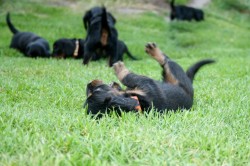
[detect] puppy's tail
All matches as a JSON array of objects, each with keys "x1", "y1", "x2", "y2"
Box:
[
  {"x1": 101, "y1": 7, "x2": 110, "y2": 34},
  {"x1": 126, "y1": 50, "x2": 138, "y2": 60},
  {"x1": 186, "y1": 59, "x2": 215, "y2": 83},
  {"x1": 123, "y1": 43, "x2": 137, "y2": 60},
  {"x1": 170, "y1": 0, "x2": 175, "y2": 9},
  {"x1": 6, "y1": 12, "x2": 19, "y2": 34}
]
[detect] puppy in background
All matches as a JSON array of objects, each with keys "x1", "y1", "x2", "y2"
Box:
[
  {"x1": 83, "y1": 7, "x2": 137, "y2": 66},
  {"x1": 6, "y1": 12, "x2": 50, "y2": 58},
  {"x1": 52, "y1": 38, "x2": 85, "y2": 59},
  {"x1": 170, "y1": 0, "x2": 204, "y2": 21}
]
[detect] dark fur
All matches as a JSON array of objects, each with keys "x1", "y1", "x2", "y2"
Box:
[
  {"x1": 170, "y1": 0, "x2": 204, "y2": 21},
  {"x1": 52, "y1": 38, "x2": 85, "y2": 59},
  {"x1": 6, "y1": 12, "x2": 50, "y2": 58},
  {"x1": 83, "y1": 7, "x2": 137, "y2": 67},
  {"x1": 52, "y1": 38, "x2": 135, "y2": 62},
  {"x1": 84, "y1": 43, "x2": 214, "y2": 118}
]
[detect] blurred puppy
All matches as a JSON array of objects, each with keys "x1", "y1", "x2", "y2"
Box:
[
  {"x1": 84, "y1": 43, "x2": 215, "y2": 118},
  {"x1": 52, "y1": 38, "x2": 85, "y2": 59},
  {"x1": 6, "y1": 12, "x2": 50, "y2": 57},
  {"x1": 170, "y1": 0, "x2": 204, "y2": 21},
  {"x1": 83, "y1": 7, "x2": 137, "y2": 66}
]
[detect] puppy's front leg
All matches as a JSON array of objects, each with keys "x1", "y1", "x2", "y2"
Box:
[
  {"x1": 113, "y1": 61, "x2": 153, "y2": 89},
  {"x1": 113, "y1": 61, "x2": 130, "y2": 81}
]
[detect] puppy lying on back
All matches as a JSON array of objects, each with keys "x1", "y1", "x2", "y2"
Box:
[
  {"x1": 170, "y1": 0, "x2": 204, "y2": 21},
  {"x1": 52, "y1": 38, "x2": 85, "y2": 59},
  {"x1": 6, "y1": 12, "x2": 50, "y2": 58},
  {"x1": 84, "y1": 43, "x2": 214, "y2": 118}
]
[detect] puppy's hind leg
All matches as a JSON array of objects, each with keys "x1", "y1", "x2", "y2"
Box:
[
  {"x1": 145, "y1": 43, "x2": 179, "y2": 85},
  {"x1": 145, "y1": 42, "x2": 193, "y2": 95}
]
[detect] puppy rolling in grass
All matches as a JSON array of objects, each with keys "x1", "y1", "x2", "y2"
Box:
[
  {"x1": 6, "y1": 12, "x2": 50, "y2": 58},
  {"x1": 84, "y1": 43, "x2": 215, "y2": 117}
]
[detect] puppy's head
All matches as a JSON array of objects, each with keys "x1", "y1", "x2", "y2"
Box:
[
  {"x1": 26, "y1": 43, "x2": 50, "y2": 58},
  {"x1": 84, "y1": 80, "x2": 117, "y2": 117},
  {"x1": 84, "y1": 80, "x2": 141, "y2": 118},
  {"x1": 52, "y1": 39, "x2": 75, "y2": 59}
]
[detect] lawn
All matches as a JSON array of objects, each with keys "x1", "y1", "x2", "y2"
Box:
[{"x1": 0, "y1": 0, "x2": 249, "y2": 165}]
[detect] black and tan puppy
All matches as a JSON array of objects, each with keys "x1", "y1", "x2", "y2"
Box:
[
  {"x1": 84, "y1": 43, "x2": 214, "y2": 117},
  {"x1": 6, "y1": 13, "x2": 50, "y2": 58},
  {"x1": 52, "y1": 38, "x2": 85, "y2": 59},
  {"x1": 83, "y1": 7, "x2": 137, "y2": 67},
  {"x1": 170, "y1": 0, "x2": 204, "y2": 21}
]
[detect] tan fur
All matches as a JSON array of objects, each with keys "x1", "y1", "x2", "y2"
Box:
[
  {"x1": 91, "y1": 80, "x2": 103, "y2": 87},
  {"x1": 101, "y1": 29, "x2": 108, "y2": 46},
  {"x1": 113, "y1": 61, "x2": 130, "y2": 81},
  {"x1": 145, "y1": 43, "x2": 179, "y2": 85},
  {"x1": 163, "y1": 65, "x2": 179, "y2": 85},
  {"x1": 145, "y1": 43, "x2": 165, "y2": 65}
]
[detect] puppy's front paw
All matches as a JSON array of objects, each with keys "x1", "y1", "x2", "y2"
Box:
[
  {"x1": 113, "y1": 61, "x2": 129, "y2": 81},
  {"x1": 113, "y1": 61, "x2": 125, "y2": 74}
]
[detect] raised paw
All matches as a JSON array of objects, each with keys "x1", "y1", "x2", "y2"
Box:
[
  {"x1": 145, "y1": 42, "x2": 165, "y2": 65},
  {"x1": 113, "y1": 61, "x2": 130, "y2": 81},
  {"x1": 145, "y1": 42, "x2": 157, "y2": 55}
]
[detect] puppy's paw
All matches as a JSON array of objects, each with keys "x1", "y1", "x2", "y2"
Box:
[
  {"x1": 145, "y1": 42, "x2": 165, "y2": 65},
  {"x1": 113, "y1": 61, "x2": 129, "y2": 81},
  {"x1": 145, "y1": 42, "x2": 157, "y2": 55},
  {"x1": 113, "y1": 61, "x2": 125, "y2": 73}
]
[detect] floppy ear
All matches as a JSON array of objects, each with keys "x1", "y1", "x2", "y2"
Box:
[
  {"x1": 86, "y1": 80, "x2": 104, "y2": 97},
  {"x1": 83, "y1": 11, "x2": 92, "y2": 30},
  {"x1": 110, "y1": 82, "x2": 122, "y2": 91},
  {"x1": 108, "y1": 13, "x2": 116, "y2": 24}
]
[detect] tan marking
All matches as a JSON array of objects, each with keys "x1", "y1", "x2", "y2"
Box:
[
  {"x1": 163, "y1": 65, "x2": 179, "y2": 85},
  {"x1": 113, "y1": 61, "x2": 130, "y2": 81},
  {"x1": 91, "y1": 80, "x2": 103, "y2": 87},
  {"x1": 101, "y1": 29, "x2": 108, "y2": 46},
  {"x1": 125, "y1": 89, "x2": 146, "y2": 96},
  {"x1": 145, "y1": 43, "x2": 165, "y2": 65}
]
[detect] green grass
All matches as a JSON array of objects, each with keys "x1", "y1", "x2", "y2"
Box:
[{"x1": 0, "y1": 0, "x2": 250, "y2": 165}]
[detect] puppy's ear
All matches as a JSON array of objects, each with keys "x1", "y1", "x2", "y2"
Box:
[
  {"x1": 83, "y1": 10, "x2": 92, "y2": 30},
  {"x1": 86, "y1": 80, "x2": 104, "y2": 97},
  {"x1": 110, "y1": 82, "x2": 122, "y2": 91}
]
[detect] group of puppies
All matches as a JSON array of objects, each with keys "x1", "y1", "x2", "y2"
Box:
[
  {"x1": 6, "y1": 3, "x2": 211, "y2": 118},
  {"x1": 6, "y1": 7, "x2": 137, "y2": 67}
]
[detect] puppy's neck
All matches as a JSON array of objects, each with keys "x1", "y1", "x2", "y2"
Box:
[{"x1": 73, "y1": 40, "x2": 79, "y2": 57}]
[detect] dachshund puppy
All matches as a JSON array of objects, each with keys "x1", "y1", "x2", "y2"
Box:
[
  {"x1": 6, "y1": 12, "x2": 50, "y2": 57},
  {"x1": 170, "y1": 0, "x2": 204, "y2": 21},
  {"x1": 84, "y1": 43, "x2": 214, "y2": 118},
  {"x1": 52, "y1": 38, "x2": 136, "y2": 62},
  {"x1": 83, "y1": 7, "x2": 137, "y2": 66},
  {"x1": 52, "y1": 38, "x2": 85, "y2": 59}
]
